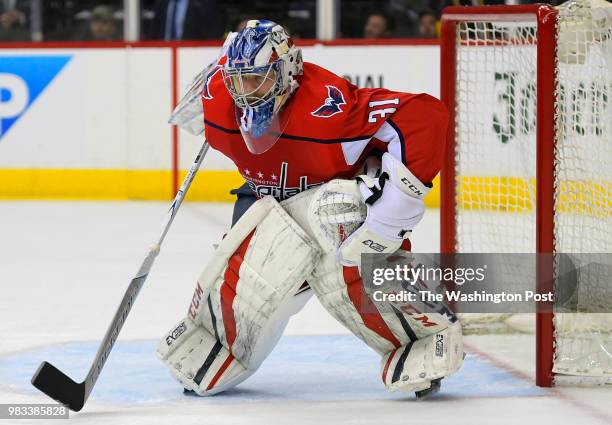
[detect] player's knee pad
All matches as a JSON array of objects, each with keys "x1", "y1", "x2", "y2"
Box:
[
  {"x1": 157, "y1": 196, "x2": 319, "y2": 395},
  {"x1": 381, "y1": 320, "x2": 464, "y2": 393}
]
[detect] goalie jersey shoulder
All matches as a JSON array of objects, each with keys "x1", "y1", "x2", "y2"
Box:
[{"x1": 286, "y1": 62, "x2": 422, "y2": 143}]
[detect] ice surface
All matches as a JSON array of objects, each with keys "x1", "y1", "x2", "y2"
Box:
[{"x1": 0, "y1": 201, "x2": 610, "y2": 424}]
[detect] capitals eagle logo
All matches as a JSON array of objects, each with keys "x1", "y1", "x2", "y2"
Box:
[{"x1": 311, "y1": 85, "x2": 346, "y2": 118}]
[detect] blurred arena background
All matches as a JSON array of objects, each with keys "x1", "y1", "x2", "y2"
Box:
[{"x1": 0, "y1": 0, "x2": 563, "y2": 206}]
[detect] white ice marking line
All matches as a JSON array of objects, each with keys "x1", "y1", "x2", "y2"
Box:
[{"x1": 465, "y1": 342, "x2": 612, "y2": 425}]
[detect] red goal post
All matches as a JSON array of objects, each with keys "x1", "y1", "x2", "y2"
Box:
[{"x1": 440, "y1": 2, "x2": 611, "y2": 388}]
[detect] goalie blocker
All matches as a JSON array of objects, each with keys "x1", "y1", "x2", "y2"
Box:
[{"x1": 157, "y1": 179, "x2": 464, "y2": 397}]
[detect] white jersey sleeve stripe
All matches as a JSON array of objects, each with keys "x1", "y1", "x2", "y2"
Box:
[
  {"x1": 372, "y1": 121, "x2": 404, "y2": 163},
  {"x1": 340, "y1": 121, "x2": 405, "y2": 166},
  {"x1": 340, "y1": 138, "x2": 371, "y2": 166}
]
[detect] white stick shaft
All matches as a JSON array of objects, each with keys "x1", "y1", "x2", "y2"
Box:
[{"x1": 83, "y1": 141, "x2": 210, "y2": 399}]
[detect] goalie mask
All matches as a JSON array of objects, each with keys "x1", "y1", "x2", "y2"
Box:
[{"x1": 222, "y1": 20, "x2": 303, "y2": 154}]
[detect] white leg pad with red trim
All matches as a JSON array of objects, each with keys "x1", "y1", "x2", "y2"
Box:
[
  {"x1": 381, "y1": 321, "x2": 464, "y2": 393},
  {"x1": 156, "y1": 196, "x2": 319, "y2": 395},
  {"x1": 289, "y1": 179, "x2": 465, "y2": 393},
  {"x1": 158, "y1": 318, "x2": 252, "y2": 395},
  {"x1": 307, "y1": 256, "x2": 464, "y2": 393}
]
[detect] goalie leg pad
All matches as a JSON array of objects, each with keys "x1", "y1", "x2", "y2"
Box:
[
  {"x1": 308, "y1": 261, "x2": 461, "y2": 355},
  {"x1": 159, "y1": 318, "x2": 253, "y2": 395},
  {"x1": 320, "y1": 267, "x2": 464, "y2": 394},
  {"x1": 310, "y1": 268, "x2": 464, "y2": 395},
  {"x1": 381, "y1": 321, "x2": 464, "y2": 393},
  {"x1": 285, "y1": 180, "x2": 466, "y2": 395},
  {"x1": 157, "y1": 196, "x2": 319, "y2": 395},
  {"x1": 308, "y1": 260, "x2": 405, "y2": 355},
  {"x1": 293, "y1": 180, "x2": 437, "y2": 354}
]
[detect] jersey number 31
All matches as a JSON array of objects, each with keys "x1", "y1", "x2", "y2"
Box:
[{"x1": 368, "y1": 98, "x2": 399, "y2": 123}]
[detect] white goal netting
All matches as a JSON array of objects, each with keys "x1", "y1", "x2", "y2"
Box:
[{"x1": 450, "y1": 0, "x2": 612, "y2": 384}]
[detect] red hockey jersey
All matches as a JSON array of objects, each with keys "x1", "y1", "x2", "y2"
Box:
[{"x1": 202, "y1": 62, "x2": 447, "y2": 201}]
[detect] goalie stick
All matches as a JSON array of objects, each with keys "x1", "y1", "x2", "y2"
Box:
[{"x1": 31, "y1": 141, "x2": 210, "y2": 412}]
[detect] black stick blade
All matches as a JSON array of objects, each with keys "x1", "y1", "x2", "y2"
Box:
[{"x1": 31, "y1": 361, "x2": 86, "y2": 412}]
